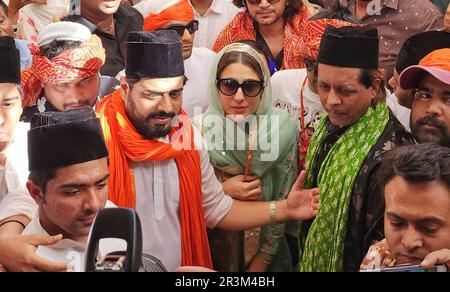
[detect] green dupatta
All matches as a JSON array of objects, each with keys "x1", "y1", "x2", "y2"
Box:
[{"x1": 198, "y1": 43, "x2": 297, "y2": 270}]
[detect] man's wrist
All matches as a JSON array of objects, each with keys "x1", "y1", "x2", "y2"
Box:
[{"x1": 274, "y1": 199, "x2": 289, "y2": 223}]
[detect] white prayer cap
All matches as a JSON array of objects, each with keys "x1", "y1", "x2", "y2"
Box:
[
  {"x1": 134, "y1": 0, "x2": 180, "y2": 16},
  {"x1": 38, "y1": 22, "x2": 92, "y2": 47}
]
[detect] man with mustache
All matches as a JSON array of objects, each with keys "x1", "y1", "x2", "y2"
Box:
[
  {"x1": 361, "y1": 144, "x2": 450, "y2": 271},
  {"x1": 213, "y1": 0, "x2": 311, "y2": 73},
  {"x1": 270, "y1": 9, "x2": 359, "y2": 268},
  {"x1": 298, "y1": 26, "x2": 413, "y2": 272},
  {"x1": 134, "y1": 0, "x2": 217, "y2": 117},
  {"x1": 400, "y1": 48, "x2": 450, "y2": 148},
  {"x1": 20, "y1": 21, "x2": 106, "y2": 122},
  {"x1": 97, "y1": 30, "x2": 320, "y2": 272}
]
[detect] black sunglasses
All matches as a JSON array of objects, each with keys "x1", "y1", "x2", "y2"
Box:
[
  {"x1": 217, "y1": 79, "x2": 264, "y2": 98},
  {"x1": 161, "y1": 20, "x2": 199, "y2": 37}
]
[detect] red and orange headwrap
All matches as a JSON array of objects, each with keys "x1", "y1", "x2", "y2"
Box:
[
  {"x1": 299, "y1": 19, "x2": 359, "y2": 61},
  {"x1": 21, "y1": 34, "x2": 106, "y2": 108},
  {"x1": 135, "y1": 0, "x2": 195, "y2": 32}
]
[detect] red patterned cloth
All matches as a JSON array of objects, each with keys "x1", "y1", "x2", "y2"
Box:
[
  {"x1": 212, "y1": 7, "x2": 310, "y2": 70},
  {"x1": 299, "y1": 18, "x2": 359, "y2": 61},
  {"x1": 21, "y1": 35, "x2": 106, "y2": 108}
]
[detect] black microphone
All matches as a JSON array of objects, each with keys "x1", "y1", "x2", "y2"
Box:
[{"x1": 85, "y1": 208, "x2": 167, "y2": 272}]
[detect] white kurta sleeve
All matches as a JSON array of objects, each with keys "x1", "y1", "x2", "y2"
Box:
[
  {"x1": 0, "y1": 186, "x2": 37, "y2": 221},
  {"x1": 195, "y1": 129, "x2": 233, "y2": 228}
]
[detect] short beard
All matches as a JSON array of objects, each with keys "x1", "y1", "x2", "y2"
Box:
[
  {"x1": 412, "y1": 115, "x2": 450, "y2": 147},
  {"x1": 126, "y1": 99, "x2": 176, "y2": 139}
]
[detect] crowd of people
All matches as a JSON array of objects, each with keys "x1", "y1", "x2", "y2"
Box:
[{"x1": 0, "y1": 0, "x2": 448, "y2": 272}]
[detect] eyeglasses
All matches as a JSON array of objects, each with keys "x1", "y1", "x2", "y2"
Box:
[
  {"x1": 161, "y1": 20, "x2": 199, "y2": 37},
  {"x1": 217, "y1": 79, "x2": 264, "y2": 98},
  {"x1": 246, "y1": 0, "x2": 281, "y2": 5}
]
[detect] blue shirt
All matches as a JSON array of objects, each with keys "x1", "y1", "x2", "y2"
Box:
[{"x1": 14, "y1": 39, "x2": 32, "y2": 70}]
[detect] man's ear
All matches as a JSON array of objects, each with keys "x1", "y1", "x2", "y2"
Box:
[
  {"x1": 371, "y1": 78, "x2": 382, "y2": 100},
  {"x1": 26, "y1": 180, "x2": 44, "y2": 205},
  {"x1": 120, "y1": 76, "x2": 130, "y2": 102}
]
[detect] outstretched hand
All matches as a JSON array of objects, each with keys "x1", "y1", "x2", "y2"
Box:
[
  {"x1": 0, "y1": 234, "x2": 68, "y2": 272},
  {"x1": 286, "y1": 171, "x2": 319, "y2": 221}
]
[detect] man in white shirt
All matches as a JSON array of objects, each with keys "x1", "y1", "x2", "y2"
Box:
[
  {"x1": 190, "y1": 0, "x2": 241, "y2": 49},
  {"x1": 135, "y1": 0, "x2": 217, "y2": 117},
  {"x1": 22, "y1": 108, "x2": 124, "y2": 272},
  {"x1": 0, "y1": 36, "x2": 36, "y2": 236},
  {"x1": 97, "y1": 30, "x2": 319, "y2": 272},
  {"x1": 0, "y1": 36, "x2": 61, "y2": 273}
]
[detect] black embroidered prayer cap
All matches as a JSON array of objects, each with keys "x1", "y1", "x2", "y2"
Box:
[
  {"x1": 28, "y1": 108, "x2": 108, "y2": 170},
  {"x1": 318, "y1": 26, "x2": 379, "y2": 69},
  {"x1": 125, "y1": 30, "x2": 184, "y2": 79}
]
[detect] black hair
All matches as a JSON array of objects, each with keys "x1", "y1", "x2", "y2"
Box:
[
  {"x1": 28, "y1": 168, "x2": 57, "y2": 195},
  {"x1": 378, "y1": 143, "x2": 450, "y2": 191},
  {"x1": 39, "y1": 40, "x2": 83, "y2": 59},
  {"x1": 236, "y1": 40, "x2": 265, "y2": 55},
  {"x1": 395, "y1": 31, "x2": 450, "y2": 74},
  {"x1": 309, "y1": 4, "x2": 360, "y2": 23},
  {"x1": 28, "y1": 157, "x2": 110, "y2": 195},
  {"x1": 233, "y1": 0, "x2": 303, "y2": 22}
]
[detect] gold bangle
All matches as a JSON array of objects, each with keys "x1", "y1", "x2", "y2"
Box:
[{"x1": 269, "y1": 201, "x2": 277, "y2": 225}]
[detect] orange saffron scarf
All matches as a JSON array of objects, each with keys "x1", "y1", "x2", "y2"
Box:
[
  {"x1": 96, "y1": 89, "x2": 213, "y2": 268},
  {"x1": 143, "y1": 0, "x2": 195, "y2": 32}
]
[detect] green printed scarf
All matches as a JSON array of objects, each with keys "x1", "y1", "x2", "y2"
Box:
[{"x1": 299, "y1": 102, "x2": 389, "y2": 272}]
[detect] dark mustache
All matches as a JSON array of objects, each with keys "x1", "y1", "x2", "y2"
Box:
[
  {"x1": 146, "y1": 111, "x2": 176, "y2": 122},
  {"x1": 416, "y1": 115, "x2": 446, "y2": 130},
  {"x1": 64, "y1": 101, "x2": 92, "y2": 108}
]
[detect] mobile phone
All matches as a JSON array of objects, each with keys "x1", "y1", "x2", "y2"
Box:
[
  {"x1": 69, "y1": 0, "x2": 81, "y2": 16},
  {"x1": 363, "y1": 264, "x2": 448, "y2": 272},
  {"x1": 62, "y1": 0, "x2": 97, "y2": 33}
]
